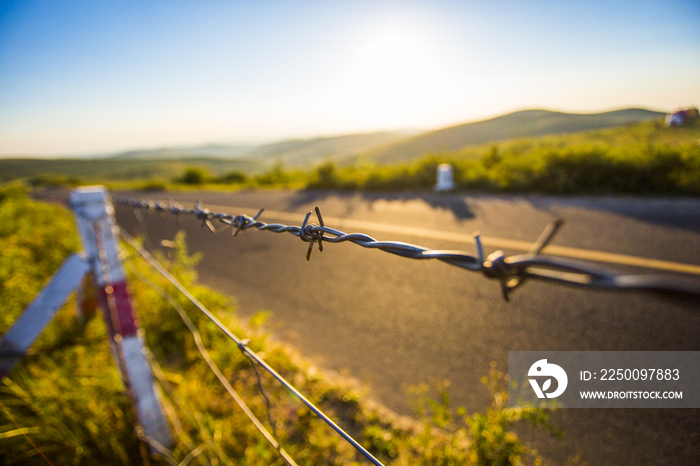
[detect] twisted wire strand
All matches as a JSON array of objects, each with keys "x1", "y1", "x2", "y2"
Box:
[
  {"x1": 113, "y1": 196, "x2": 700, "y2": 301},
  {"x1": 118, "y1": 228, "x2": 386, "y2": 466}
]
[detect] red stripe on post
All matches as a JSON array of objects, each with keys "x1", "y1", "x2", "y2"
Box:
[{"x1": 99, "y1": 281, "x2": 138, "y2": 337}]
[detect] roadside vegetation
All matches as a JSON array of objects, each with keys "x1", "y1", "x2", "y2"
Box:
[
  {"x1": 3, "y1": 118, "x2": 698, "y2": 196},
  {"x1": 171, "y1": 119, "x2": 699, "y2": 195},
  {"x1": 303, "y1": 118, "x2": 700, "y2": 195},
  {"x1": 0, "y1": 185, "x2": 564, "y2": 465}
]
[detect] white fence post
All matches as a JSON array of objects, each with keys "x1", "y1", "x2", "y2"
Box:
[
  {"x1": 434, "y1": 163, "x2": 455, "y2": 191},
  {"x1": 70, "y1": 186, "x2": 173, "y2": 452}
]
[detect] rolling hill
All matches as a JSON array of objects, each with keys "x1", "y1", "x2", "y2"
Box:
[
  {"x1": 242, "y1": 131, "x2": 412, "y2": 166},
  {"x1": 365, "y1": 108, "x2": 666, "y2": 164},
  {"x1": 113, "y1": 144, "x2": 254, "y2": 160},
  {"x1": 109, "y1": 131, "x2": 412, "y2": 167}
]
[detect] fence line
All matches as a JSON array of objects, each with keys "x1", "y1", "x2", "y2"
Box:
[
  {"x1": 6, "y1": 189, "x2": 697, "y2": 464},
  {"x1": 119, "y1": 228, "x2": 386, "y2": 466},
  {"x1": 114, "y1": 196, "x2": 700, "y2": 301}
]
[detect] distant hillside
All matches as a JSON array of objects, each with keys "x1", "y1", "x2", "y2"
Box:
[
  {"x1": 0, "y1": 157, "x2": 261, "y2": 182},
  {"x1": 367, "y1": 108, "x2": 665, "y2": 164},
  {"x1": 243, "y1": 131, "x2": 411, "y2": 167},
  {"x1": 112, "y1": 144, "x2": 254, "y2": 160},
  {"x1": 110, "y1": 131, "x2": 411, "y2": 167}
]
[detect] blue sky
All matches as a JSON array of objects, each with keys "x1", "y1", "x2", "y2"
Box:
[{"x1": 1, "y1": 0, "x2": 698, "y2": 156}]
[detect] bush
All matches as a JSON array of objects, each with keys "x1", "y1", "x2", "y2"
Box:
[
  {"x1": 178, "y1": 167, "x2": 209, "y2": 185},
  {"x1": 217, "y1": 170, "x2": 248, "y2": 184},
  {"x1": 308, "y1": 161, "x2": 340, "y2": 189},
  {"x1": 466, "y1": 364, "x2": 561, "y2": 465},
  {"x1": 255, "y1": 162, "x2": 292, "y2": 186},
  {"x1": 138, "y1": 180, "x2": 168, "y2": 192}
]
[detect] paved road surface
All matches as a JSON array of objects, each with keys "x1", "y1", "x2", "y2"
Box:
[{"x1": 108, "y1": 190, "x2": 700, "y2": 465}]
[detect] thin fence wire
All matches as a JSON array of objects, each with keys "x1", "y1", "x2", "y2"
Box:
[
  {"x1": 118, "y1": 228, "x2": 385, "y2": 466},
  {"x1": 126, "y1": 262, "x2": 298, "y2": 466},
  {"x1": 114, "y1": 196, "x2": 700, "y2": 301}
]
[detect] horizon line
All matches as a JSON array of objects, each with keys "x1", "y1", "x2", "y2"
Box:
[{"x1": 0, "y1": 105, "x2": 674, "y2": 160}]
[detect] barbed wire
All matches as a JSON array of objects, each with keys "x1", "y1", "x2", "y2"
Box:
[
  {"x1": 118, "y1": 228, "x2": 386, "y2": 466},
  {"x1": 113, "y1": 196, "x2": 700, "y2": 301}
]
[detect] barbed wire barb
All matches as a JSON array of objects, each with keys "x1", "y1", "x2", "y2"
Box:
[{"x1": 530, "y1": 218, "x2": 564, "y2": 255}]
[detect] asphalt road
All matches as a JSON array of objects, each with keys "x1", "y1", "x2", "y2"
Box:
[{"x1": 108, "y1": 189, "x2": 700, "y2": 466}]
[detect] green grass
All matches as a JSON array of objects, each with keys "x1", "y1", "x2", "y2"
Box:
[{"x1": 0, "y1": 186, "x2": 563, "y2": 465}]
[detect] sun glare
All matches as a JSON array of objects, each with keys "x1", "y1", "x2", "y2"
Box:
[{"x1": 338, "y1": 20, "x2": 450, "y2": 128}]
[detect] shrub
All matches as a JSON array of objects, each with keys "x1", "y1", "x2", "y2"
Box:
[
  {"x1": 307, "y1": 161, "x2": 341, "y2": 189},
  {"x1": 178, "y1": 167, "x2": 209, "y2": 185},
  {"x1": 255, "y1": 162, "x2": 291, "y2": 186},
  {"x1": 138, "y1": 180, "x2": 168, "y2": 192},
  {"x1": 217, "y1": 170, "x2": 248, "y2": 184},
  {"x1": 466, "y1": 364, "x2": 561, "y2": 465}
]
